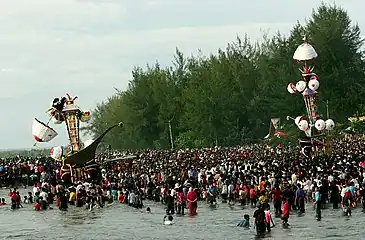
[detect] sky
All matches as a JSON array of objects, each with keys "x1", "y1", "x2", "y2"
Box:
[{"x1": 0, "y1": 0, "x2": 363, "y2": 149}]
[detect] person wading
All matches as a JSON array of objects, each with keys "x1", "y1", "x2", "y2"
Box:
[{"x1": 253, "y1": 203, "x2": 266, "y2": 235}]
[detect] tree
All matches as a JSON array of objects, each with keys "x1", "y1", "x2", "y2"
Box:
[{"x1": 87, "y1": 4, "x2": 365, "y2": 150}]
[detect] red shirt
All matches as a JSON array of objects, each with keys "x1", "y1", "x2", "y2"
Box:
[
  {"x1": 272, "y1": 189, "x2": 281, "y2": 200},
  {"x1": 11, "y1": 194, "x2": 17, "y2": 201},
  {"x1": 34, "y1": 203, "x2": 40, "y2": 211},
  {"x1": 250, "y1": 189, "x2": 255, "y2": 198},
  {"x1": 344, "y1": 191, "x2": 352, "y2": 198},
  {"x1": 282, "y1": 202, "x2": 290, "y2": 217},
  {"x1": 119, "y1": 195, "x2": 124, "y2": 203},
  {"x1": 56, "y1": 197, "x2": 61, "y2": 207}
]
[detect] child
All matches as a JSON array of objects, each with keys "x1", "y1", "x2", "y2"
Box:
[
  {"x1": 34, "y1": 200, "x2": 40, "y2": 211},
  {"x1": 281, "y1": 198, "x2": 290, "y2": 226},
  {"x1": 163, "y1": 215, "x2": 174, "y2": 225},
  {"x1": 237, "y1": 214, "x2": 250, "y2": 228},
  {"x1": 28, "y1": 192, "x2": 33, "y2": 204},
  {"x1": 265, "y1": 205, "x2": 275, "y2": 231},
  {"x1": 118, "y1": 192, "x2": 125, "y2": 203}
]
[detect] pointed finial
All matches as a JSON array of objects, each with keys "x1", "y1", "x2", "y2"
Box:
[{"x1": 302, "y1": 35, "x2": 307, "y2": 42}]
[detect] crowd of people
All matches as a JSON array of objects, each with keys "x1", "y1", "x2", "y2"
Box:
[{"x1": 1, "y1": 133, "x2": 365, "y2": 234}]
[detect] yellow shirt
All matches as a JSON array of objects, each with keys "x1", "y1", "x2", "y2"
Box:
[
  {"x1": 69, "y1": 192, "x2": 76, "y2": 201},
  {"x1": 259, "y1": 195, "x2": 267, "y2": 203}
]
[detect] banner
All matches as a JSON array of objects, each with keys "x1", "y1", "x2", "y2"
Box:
[{"x1": 271, "y1": 118, "x2": 280, "y2": 129}]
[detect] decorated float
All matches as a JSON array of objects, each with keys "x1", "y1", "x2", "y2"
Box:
[
  {"x1": 286, "y1": 37, "x2": 335, "y2": 158},
  {"x1": 32, "y1": 93, "x2": 123, "y2": 183}
]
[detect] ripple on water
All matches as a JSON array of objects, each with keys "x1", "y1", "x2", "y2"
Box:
[{"x1": 2, "y1": 189, "x2": 365, "y2": 239}]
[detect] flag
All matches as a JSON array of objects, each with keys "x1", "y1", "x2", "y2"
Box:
[
  {"x1": 265, "y1": 118, "x2": 289, "y2": 139},
  {"x1": 299, "y1": 138, "x2": 313, "y2": 158},
  {"x1": 271, "y1": 118, "x2": 280, "y2": 129}
]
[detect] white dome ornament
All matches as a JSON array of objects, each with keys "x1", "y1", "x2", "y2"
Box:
[
  {"x1": 296, "y1": 81, "x2": 306, "y2": 92},
  {"x1": 298, "y1": 120, "x2": 309, "y2": 131},
  {"x1": 315, "y1": 119, "x2": 326, "y2": 131},
  {"x1": 293, "y1": 37, "x2": 318, "y2": 61},
  {"x1": 50, "y1": 146, "x2": 63, "y2": 160},
  {"x1": 287, "y1": 82, "x2": 297, "y2": 94},
  {"x1": 308, "y1": 78, "x2": 319, "y2": 91},
  {"x1": 325, "y1": 119, "x2": 335, "y2": 130}
]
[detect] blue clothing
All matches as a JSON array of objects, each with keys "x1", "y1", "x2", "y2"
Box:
[
  {"x1": 314, "y1": 192, "x2": 321, "y2": 202},
  {"x1": 296, "y1": 189, "x2": 305, "y2": 198},
  {"x1": 237, "y1": 219, "x2": 250, "y2": 228},
  {"x1": 349, "y1": 186, "x2": 355, "y2": 196},
  {"x1": 111, "y1": 190, "x2": 117, "y2": 197}
]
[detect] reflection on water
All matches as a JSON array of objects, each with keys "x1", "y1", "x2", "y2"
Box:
[{"x1": 0, "y1": 189, "x2": 364, "y2": 240}]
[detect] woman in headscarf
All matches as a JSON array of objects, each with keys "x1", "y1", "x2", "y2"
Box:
[{"x1": 187, "y1": 187, "x2": 198, "y2": 216}]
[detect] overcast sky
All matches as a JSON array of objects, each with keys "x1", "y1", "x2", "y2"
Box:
[{"x1": 0, "y1": 0, "x2": 362, "y2": 149}]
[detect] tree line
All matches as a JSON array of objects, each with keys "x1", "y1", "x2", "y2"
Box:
[{"x1": 86, "y1": 4, "x2": 365, "y2": 150}]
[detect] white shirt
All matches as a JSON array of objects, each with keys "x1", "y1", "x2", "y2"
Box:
[
  {"x1": 303, "y1": 180, "x2": 311, "y2": 191},
  {"x1": 341, "y1": 187, "x2": 348, "y2": 198},
  {"x1": 129, "y1": 192, "x2": 135, "y2": 204},
  {"x1": 291, "y1": 174, "x2": 297, "y2": 184},
  {"x1": 83, "y1": 183, "x2": 90, "y2": 192},
  {"x1": 40, "y1": 191, "x2": 48, "y2": 202},
  {"x1": 170, "y1": 189, "x2": 176, "y2": 197},
  {"x1": 33, "y1": 187, "x2": 39, "y2": 195},
  {"x1": 76, "y1": 184, "x2": 83, "y2": 193},
  {"x1": 222, "y1": 185, "x2": 228, "y2": 194}
]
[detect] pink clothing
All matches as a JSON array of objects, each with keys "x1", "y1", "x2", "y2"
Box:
[
  {"x1": 176, "y1": 192, "x2": 185, "y2": 204},
  {"x1": 264, "y1": 210, "x2": 271, "y2": 223}
]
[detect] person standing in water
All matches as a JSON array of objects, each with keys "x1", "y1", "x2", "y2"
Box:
[
  {"x1": 314, "y1": 187, "x2": 321, "y2": 221},
  {"x1": 166, "y1": 190, "x2": 175, "y2": 215},
  {"x1": 330, "y1": 181, "x2": 339, "y2": 209},
  {"x1": 361, "y1": 182, "x2": 365, "y2": 210},
  {"x1": 59, "y1": 191, "x2": 68, "y2": 211},
  {"x1": 187, "y1": 187, "x2": 198, "y2": 216},
  {"x1": 264, "y1": 205, "x2": 275, "y2": 232},
  {"x1": 253, "y1": 203, "x2": 266, "y2": 235},
  {"x1": 272, "y1": 185, "x2": 281, "y2": 217},
  {"x1": 281, "y1": 198, "x2": 290, "y2": 226},
  {"x1": 295, "y1": 184, "x2": 306, "y2": 213}
]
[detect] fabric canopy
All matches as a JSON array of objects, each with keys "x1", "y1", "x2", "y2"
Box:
[{"x1": 32, "y1": 118, "x2": 58, "y2": 142}]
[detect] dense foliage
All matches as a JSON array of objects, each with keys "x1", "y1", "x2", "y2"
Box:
[{"x1": 86, "y1": 4, "x2": 365, "y2": 150}]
